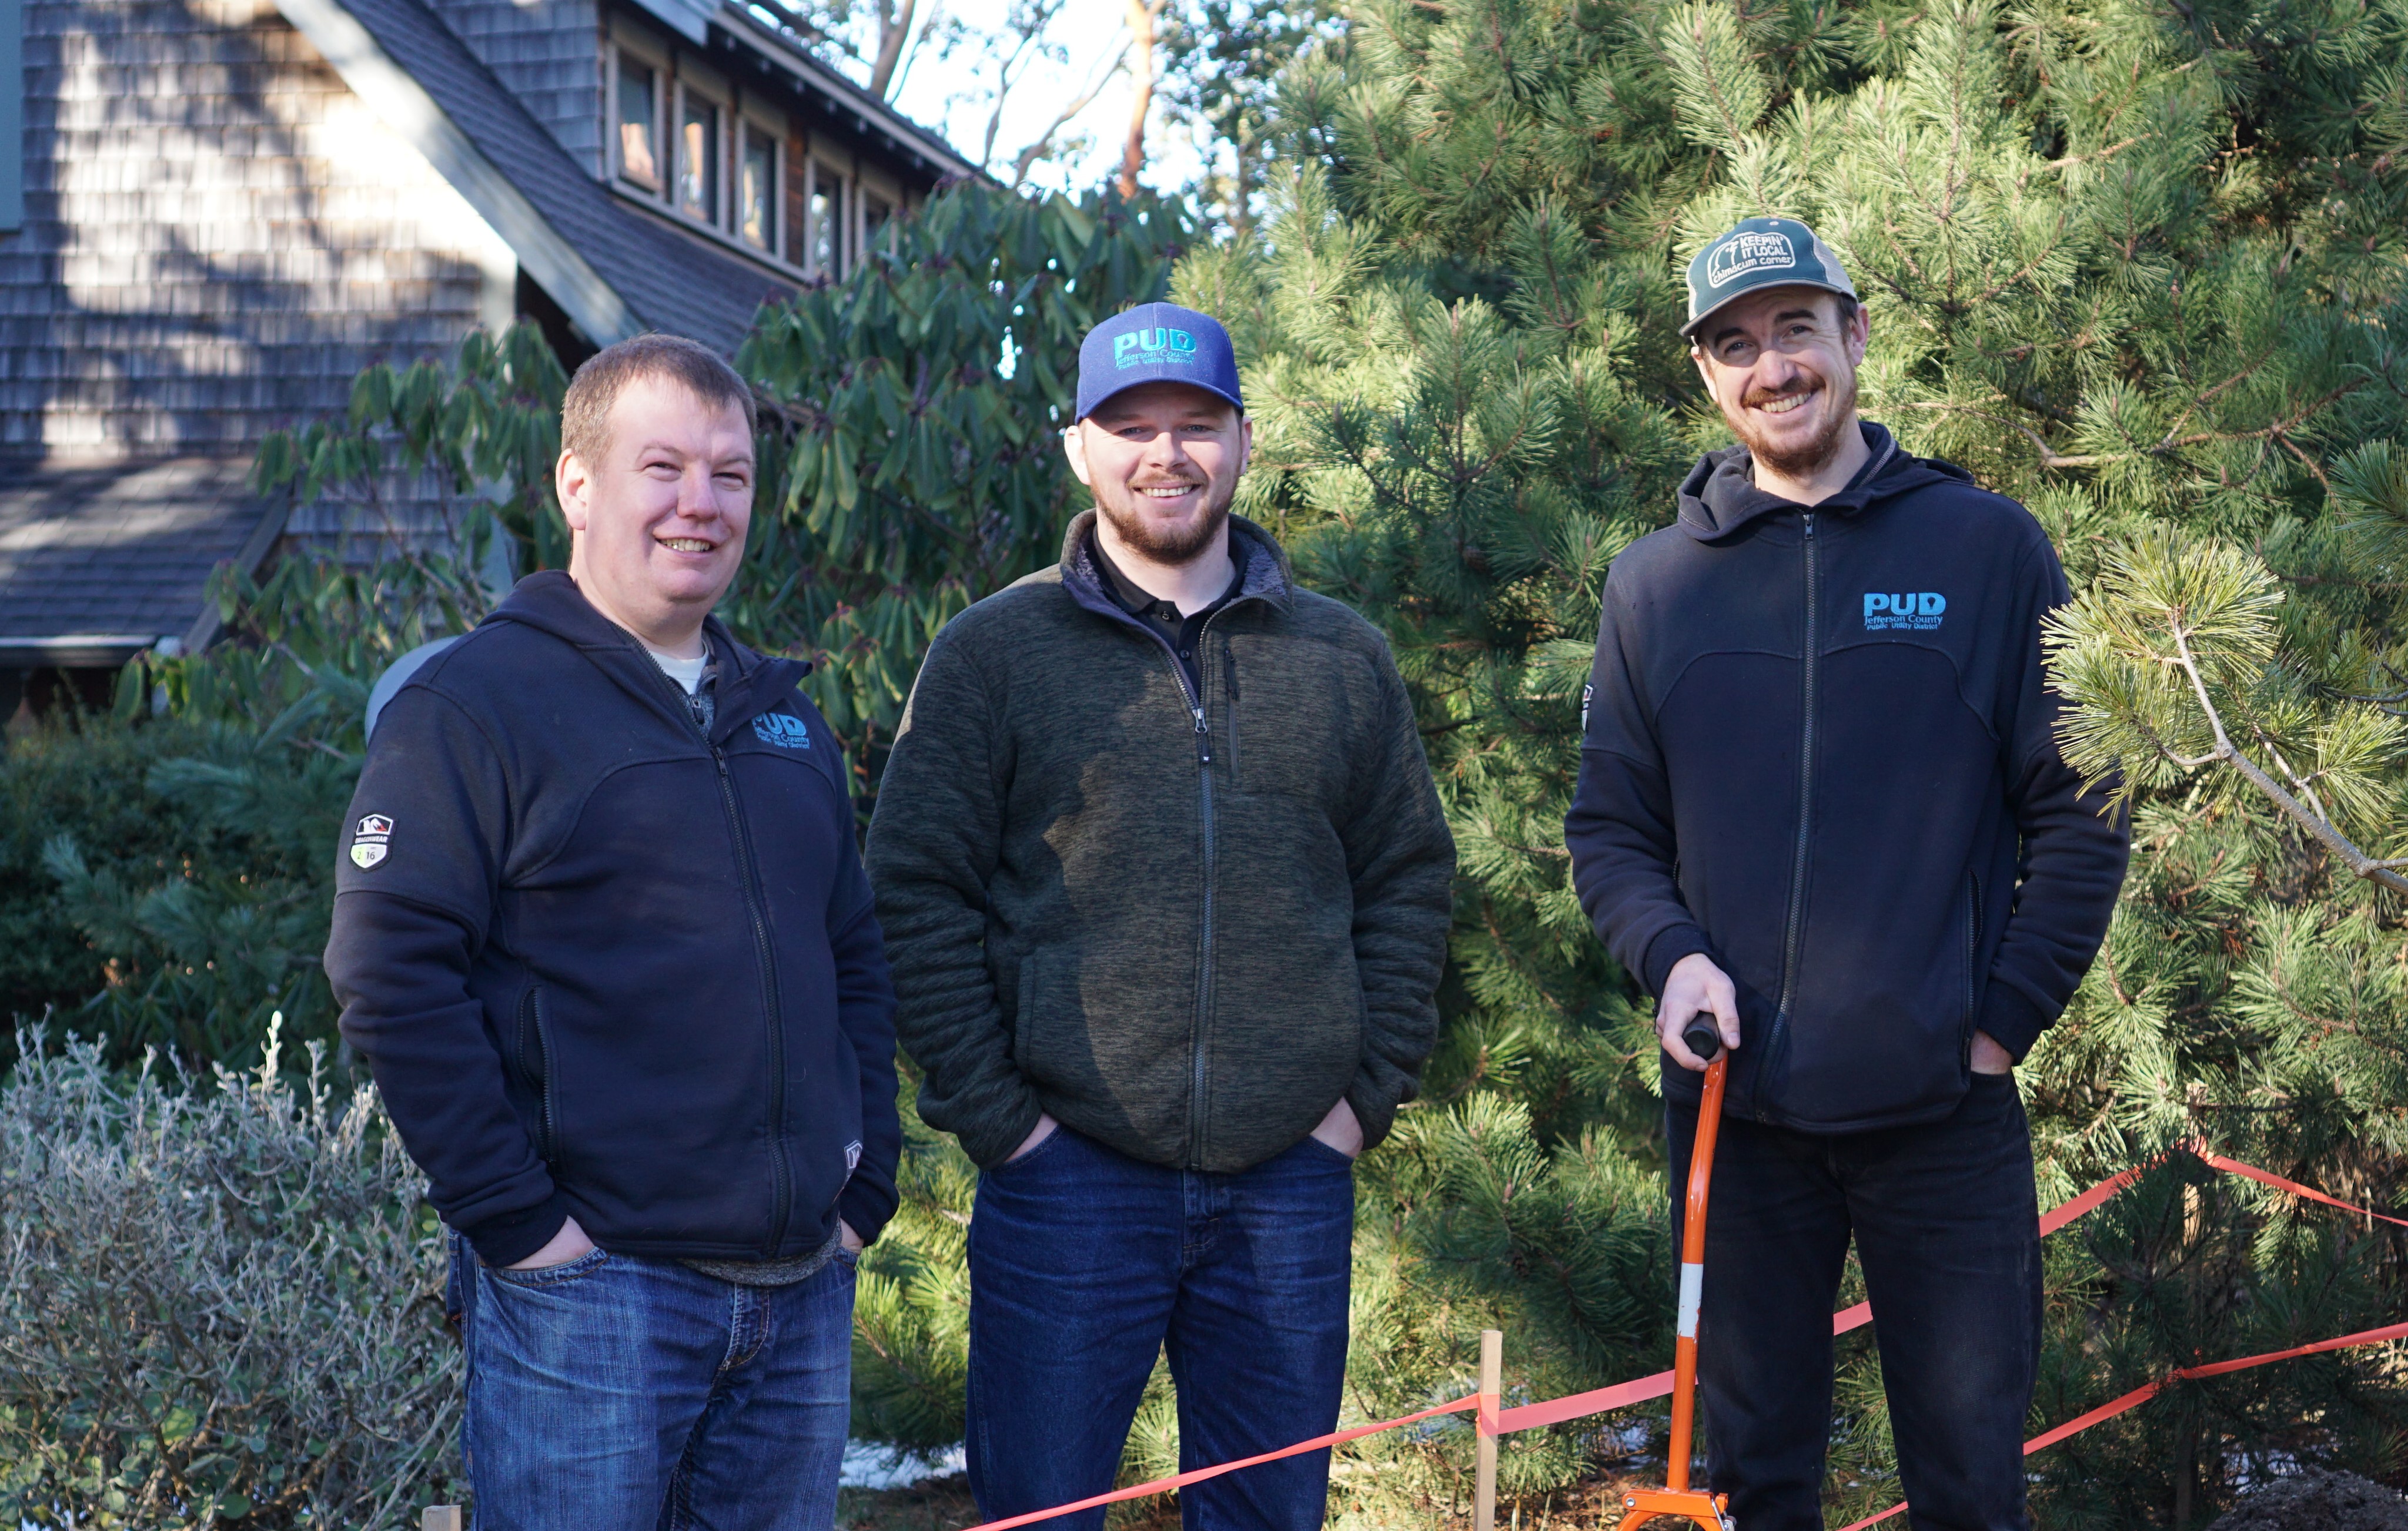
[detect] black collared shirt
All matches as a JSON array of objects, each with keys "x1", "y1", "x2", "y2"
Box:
[{"x1": 1090, "y1": 532, "x2": 1242, "y2": 699}]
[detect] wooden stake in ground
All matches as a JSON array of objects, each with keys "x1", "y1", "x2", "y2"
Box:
[
  {"x1": 422, "y1": 1507, "x2": 463, "y2": 1531},
  {"x1": 1475, "y1": 1326, "x2": 1503, "y2": 1531}
]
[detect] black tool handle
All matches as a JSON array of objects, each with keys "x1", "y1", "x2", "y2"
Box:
[{"x1": 1681, "y1": 1019, "x2": 1724, "y2": 1063}]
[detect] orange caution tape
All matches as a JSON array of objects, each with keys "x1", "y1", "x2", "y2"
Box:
[
  {"x1": 955, "y1": 1395, "x2": 1476, "y2": 1530},
  {"x1": 951, "y1": 1144, "x2": 2404, "y2": 1531},
  {"x1": 1835, "y1": 1319, "x2": 2408, "y2": 1530}
]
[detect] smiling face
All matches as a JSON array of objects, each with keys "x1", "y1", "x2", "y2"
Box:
[
  {"x1": 1063, "y1": 381, "x2": 1253, "y2": 566},
  {"x1": 555, "y1": 372, "x2": 755, "y2": 655},
  {"x1": 1691, "y1": 286, "x2": 1869, "y2": 478}
]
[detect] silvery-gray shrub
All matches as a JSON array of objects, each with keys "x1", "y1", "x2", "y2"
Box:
[{"x1": 0, "y1": 1020, "x2": 463, "y2": 1527}]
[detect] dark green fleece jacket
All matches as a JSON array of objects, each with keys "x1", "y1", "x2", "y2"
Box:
[{"x1": 867, "y1": 512, "x2": 1456, "y2": 1172}]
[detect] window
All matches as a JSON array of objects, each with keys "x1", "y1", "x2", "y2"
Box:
[
  {"x1": 807, "y1": 162, "x2": 846, "y2": 279},
  {"x1": 861, "y1": 189, "x2": 896, "y2": 256},
  {"x1": 675, "y1": 89, "x2": 720, "y2": 223},
  {"x1": 738, "y1": 124, "x2": 777, "y2": 253},
  {"x1": 615, "y1": 56, "x2": 661, "y2": 188}
]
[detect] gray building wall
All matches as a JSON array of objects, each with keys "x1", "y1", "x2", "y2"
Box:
[
  {"x1": 2, "y1": 0, "x2": 513, "y2": 478},
  {"x1": 426, "y1": 0, "x2": 601, "y2": 176}
]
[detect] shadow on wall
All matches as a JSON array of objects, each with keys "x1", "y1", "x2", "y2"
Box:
[{"x1": 9, "y1": 0, "x2": 510, "y2": 518}]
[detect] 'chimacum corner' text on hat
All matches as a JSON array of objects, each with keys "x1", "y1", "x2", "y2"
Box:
[
  {"x1": 1076, "y1": 303, "x2": 1245, "y2": 422},
  {"x1": 1682, "y1": 217, "x2": 1857, "y2": 340}
]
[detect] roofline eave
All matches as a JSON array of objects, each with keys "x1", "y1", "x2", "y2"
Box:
[{"x1": 272, "y1": 0, "x2": 646, "y2": 348}]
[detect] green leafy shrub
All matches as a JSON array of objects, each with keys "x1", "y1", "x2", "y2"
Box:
[{"x1": 0, "y1": 1023, "x2": 459, "y2": 1527}]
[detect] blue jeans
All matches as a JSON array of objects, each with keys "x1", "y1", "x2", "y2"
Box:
[
  {"x1": 965, "y1": 1127, "x2": 1356, "y2": 1530},
  {"x1": 455, "y1": 1234, "x2": 856, "y2": 1530},
  {"x1": 1667, "y1": 1073, "x2": 2042, "y2": 1531}
]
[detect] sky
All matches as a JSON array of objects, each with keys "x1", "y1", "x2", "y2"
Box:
[{"x1": 828, "y1": 0, "x2": 1213, "y2": 200}]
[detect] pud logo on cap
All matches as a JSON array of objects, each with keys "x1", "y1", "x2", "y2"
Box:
[
  {"x1": 350, "y1": 813, "x2": 393, "y2": 869},
  {"x1": 1707, "y1": 230, "x2": 1798, "y2": 289},
  {"x1": 1113, "y1": 326, "x2": 1199, "y2": 370}
]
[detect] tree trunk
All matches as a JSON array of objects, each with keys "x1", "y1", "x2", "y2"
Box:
[
  {"x1": 1118, "y1": 0, "x2": 1160, "y2": 198},
  {"x1": 867, "y1": 0, "x2": 918, "y2": 100},
  {"x1": 1231, "y1": 119, "x2": 1255, "y2": 239}
]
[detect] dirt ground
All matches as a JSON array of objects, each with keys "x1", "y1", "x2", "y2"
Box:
[{"x1": 2203, "y1": 1470, "x2": 2408, "y2": 1531}]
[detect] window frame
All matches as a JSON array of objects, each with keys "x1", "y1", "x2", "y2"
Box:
[
  {"x1": 670, "y1": 78, "x2": 726, "y2": 227},
  {"x1": 608, "y1": 43, "x2": 668, "y2": 193},
  {"x1": 805, "y1": 156, "x2": 850, "y2": 281},
  {"x1": 735, "y1": 113, "x2": 784, "y2": 258}
]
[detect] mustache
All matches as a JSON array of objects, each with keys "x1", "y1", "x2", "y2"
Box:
[{"x1": 1740, "y1": 380, "x2": 1822, "y2": 410}]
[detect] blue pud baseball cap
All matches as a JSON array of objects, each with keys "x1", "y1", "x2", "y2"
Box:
[
  {"x1": 1076, "y1": 302, "x2": 1245, "y2": 421},
  {"x1": 1681, "y1": 216, "x2": 1858, "y2": 340}
]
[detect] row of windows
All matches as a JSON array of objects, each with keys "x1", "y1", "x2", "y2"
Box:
[{"x1": 611, "y1": 45, "x2": 901, "y2": 280}]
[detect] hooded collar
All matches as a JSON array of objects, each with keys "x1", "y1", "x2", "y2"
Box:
[
  {"x1": 484, "y1": 571, "x2": 810, "y2": 746},
  {"x1": 1675, "y1": 421, "x2": 1971, "y2": 542},
  {"x1": 1056, "y1": 508, "x2": 1295, "y2": 621}
]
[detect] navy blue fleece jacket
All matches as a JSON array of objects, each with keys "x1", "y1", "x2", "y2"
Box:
[
  {"x1": 323, "y1": 573, "x2": 899, "y2": 1267},
  {"x1": 1565, "y1": 425, "x2": 2128, "y2": 1131}
]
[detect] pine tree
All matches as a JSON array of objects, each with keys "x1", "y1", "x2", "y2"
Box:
[{"x1": 1173, "y1": 0, "x2": 2408, "y2": 1520}]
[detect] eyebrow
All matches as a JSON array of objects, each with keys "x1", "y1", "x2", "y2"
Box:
[{"x1": 1710, "y1": 308, "x2": 1824, "y2": 347}]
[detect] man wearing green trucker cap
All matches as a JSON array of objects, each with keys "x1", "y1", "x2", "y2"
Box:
[
  {"x1": 868, "y1": 302, "x2": 1455, "y2": 1529},
  {"x1": 1566, "y1": 218, "x2": 2129, "y2": 1529}
]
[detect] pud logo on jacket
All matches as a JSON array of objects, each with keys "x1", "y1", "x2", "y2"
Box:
[
  {"x1": 1864, "y1": 592, "x2": 1947, "y2": 631},
  {"x1": 752, "y1": 712, "x2": 811, "y2": 749},
  {"x1": 350, "y1": 813, "x2": 393, "y2": 869}
]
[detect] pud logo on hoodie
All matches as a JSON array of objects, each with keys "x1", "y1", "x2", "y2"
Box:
[
  {"x1": 752, "y1": 712, "x2": 811, "y2": 749},
  {"x1": 1864, "y1": 592, "x2": 1947, "y2": 631}
]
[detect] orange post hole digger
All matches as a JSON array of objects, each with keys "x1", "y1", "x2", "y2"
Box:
[{"x1": 1617, "y1": 1020, "x2": 1734, "y2": 1531}]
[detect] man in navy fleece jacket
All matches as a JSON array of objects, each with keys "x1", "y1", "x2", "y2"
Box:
[
  {"x1": 1564, "y1": 219, "x2": 2128, "y2": 1530},
  {"x1": 324, "y1": 335, "x2": 896, "y2": 1529}
]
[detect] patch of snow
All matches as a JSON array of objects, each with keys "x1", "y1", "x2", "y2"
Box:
[{"x1": 841, "y1": 1440, "x2": 966, "y2": 1490}]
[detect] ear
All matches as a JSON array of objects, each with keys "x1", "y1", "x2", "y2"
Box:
[
  {"x1": 1062, "y1": 421, "x2": 1095, "y2": 488},
  {"x1": 1844, "y1": 303, "x2": 1869, "y2": 368},
  {"x1": 555, "y1": 448, "x2": 594, "y2": 536},
  {"x1": 1235, "y1": 414, "x2": 1254, "y2": 477},
  {"x1": 1691, "y1": 347, "x2": 1718, "y2": 404}
]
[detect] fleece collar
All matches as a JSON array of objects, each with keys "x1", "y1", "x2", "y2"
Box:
[
  {"x1": 484, "y1": 571, "x2": 809, "y2": 746},
  {"x1": 1675, "y1": 421, "x2": 1972, "y2": 542},
  {"x1": 1056, "y1": 509, "x2": 1295, "y2": 618}
]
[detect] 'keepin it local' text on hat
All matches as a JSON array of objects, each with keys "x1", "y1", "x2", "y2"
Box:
[
  {"x1": 1681, "y1": 216, "x2": 1858, "y2": 340},
  {"x1": 1076, "y1": 303, "x2": 1245, "y2": 422}
]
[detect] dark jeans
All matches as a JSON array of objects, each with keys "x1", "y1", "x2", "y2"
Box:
[
  {"x1": 455, "y1": 1234, "x2": 855, "y2": 1530},
  {"x1": 1667, "y1": 1073, "x2": 2041, "y2": 1531},
  {"x1": 965, "y1": 1127, "x2": 1356, "y2": 1530}
]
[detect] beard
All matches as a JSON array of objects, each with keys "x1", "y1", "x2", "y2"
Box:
[
  {"x1": 1729, "y1": 364, "x2": 1859, "y2": 479},
  {"x1": 1093, "y1": 477, "x2": 1235, "y2": 566}
]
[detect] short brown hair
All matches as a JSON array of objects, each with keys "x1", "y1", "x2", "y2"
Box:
[{"x1": 560, "y1": 333, "x2": 757, "y2": 466}]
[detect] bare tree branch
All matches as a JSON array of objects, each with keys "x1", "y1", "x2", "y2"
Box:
[
  {"x1": 1010, "y1": 33, "x2": 1132, "y2": 187},
  {"x1": 2164, "y1": 619, "x2": 2408, "y2": 893}
]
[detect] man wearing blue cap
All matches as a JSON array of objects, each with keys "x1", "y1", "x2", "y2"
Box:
[
  {"x1": 1565, "y1": 220, "x2": 2129, "y2": 1528},
  {"x1": 868, "y1": 303, "x2": 1456, "y2": 1527}
]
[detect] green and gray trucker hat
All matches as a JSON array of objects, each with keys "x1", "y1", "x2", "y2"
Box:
[{"x1": 1681, "y1": 216, "x2": 1857, "y2": 340}]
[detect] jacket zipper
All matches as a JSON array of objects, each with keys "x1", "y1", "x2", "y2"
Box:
[
  {"x1": 1767, "y1": 511, "x2": 1820, "y2": 1116},
  {"x1": 713, "y1": 740, "x2": 794, "y2": 1254},
  {"x1": 519, "y1": 985, "x2": 556, "y2": 1164},
  {"x1": 1964, "y1": 872, "x2": 1983, "y2": 1064},
  {"x1": 1183, "y1": 621, "x2": 1224, "y2": 1168}
]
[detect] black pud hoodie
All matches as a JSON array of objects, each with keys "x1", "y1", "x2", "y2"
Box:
[
  {"x1": 1566, "y1": 424, "x2": 2128, "y2": 1132},
  {"x1": 323, "y1": 572, "x2": 899, "y2": 1267}
]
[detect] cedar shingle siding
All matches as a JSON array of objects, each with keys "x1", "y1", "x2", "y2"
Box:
[
  {"x1": 0, "y1": 0, "x2": 966, "y2": 682},
  {"x1": 6, "y1": 0, "x2": 509, "y2": 465}
]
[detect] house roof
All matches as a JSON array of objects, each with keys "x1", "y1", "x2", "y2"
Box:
[
  {"x1": 0, "y1": 459, "x2": 286, "y2": 668},
  {"x1": 277, "y1": 0, "x2": 801, "y2": 354}
]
